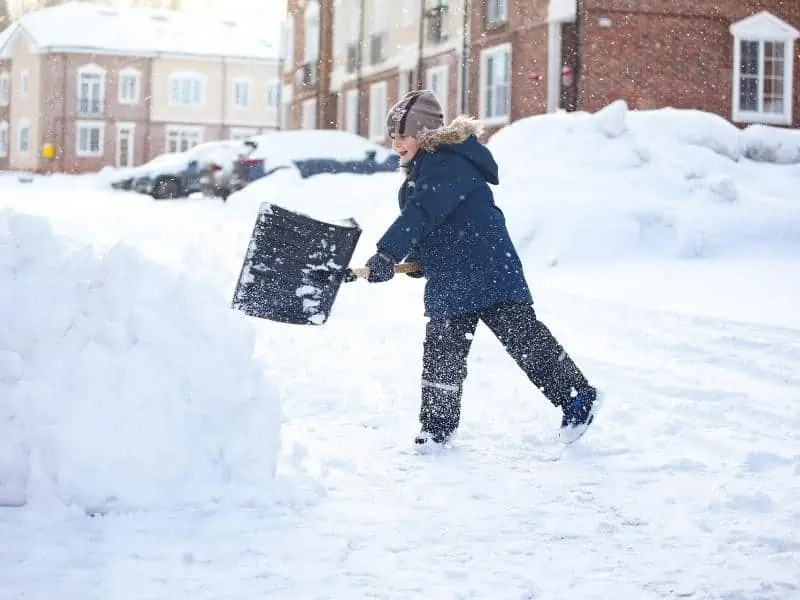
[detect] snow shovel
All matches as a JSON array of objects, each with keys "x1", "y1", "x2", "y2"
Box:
[{"x1": 231, "y1": 202, "x2": 419, "y2": 325}]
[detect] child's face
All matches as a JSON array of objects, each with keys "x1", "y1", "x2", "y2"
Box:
[{"x1": 392, "y1": 135, "x2": 420, "y2": 164}]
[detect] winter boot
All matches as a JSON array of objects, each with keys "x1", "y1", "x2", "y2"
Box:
[
  {"x1": 414, "y1": 428, "x2": 456, "y2": 451},
  {"x1": 559, "y1": 386, "x2": 599, "y2": 443}
]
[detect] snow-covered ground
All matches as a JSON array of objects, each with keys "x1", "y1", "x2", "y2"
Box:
[{"x1": 1, "y1": 104, "x2": 799, "y2": 599}]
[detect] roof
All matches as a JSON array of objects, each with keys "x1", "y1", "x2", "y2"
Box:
[{"x1": 0, "y1": 2, "x2": 279, "y2": 61}]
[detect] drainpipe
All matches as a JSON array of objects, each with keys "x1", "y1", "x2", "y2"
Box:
[
  {"x1": 61, "y1": 52, "x2": 66, "y2": 173},
  {"x1": 574, "y1": 0, "x2": 583, "y2": 109},
  {"x1": 220, "y1": 58, "x2": 227, "y2": 139},
  {"x1": 277, "y1": 22, "x2": 285, "y2": 130},
  {"x1": 356, "y1": 0, "x2": 365, "y2": 135},
  {"x1": 416, "y1": 0, "x2": 425, "y2": 88},
  {"x1": 460, "y1": 0, "x2": 469, "y2": 113}
]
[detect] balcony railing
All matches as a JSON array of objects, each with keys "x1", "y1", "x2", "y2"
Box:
[{"x1": 77, "y1": 97, "x2": 104, "y2": 116}]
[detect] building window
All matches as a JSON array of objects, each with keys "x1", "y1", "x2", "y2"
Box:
[
  {"x1": 266, "y1": 80, "x2": 280, "y2": 109},
  {"x1": 0, "y1": 73, "x2": 9, "y2": 106},
  {"x1": 165, "y1": 126, "x2": 203, "y2": 153},
  {"x1": 304, "y1": 1, "x2": 320, "y2": 64},
  {"x1": 485, "y1": 0, "x2": 507, "y2": 28},
  {"x1": 426, "y1": 66, "x2": 448, "y2": 122},
  {"x1": 169, "y1": 72, "x2": 204, "y2": 107},
  {"x1": 233, "y1": 78, "x2": 252, "y2": 109},
  {"x1": 0, "y1": 121, "x2": 8, "y2": 156},
  {"x1": 480, "y1": 43, "x2": 511, "y2": 124},
  {"x1": 118, "y1": 68, "x2": 141, "y2": 104},
  {"x1": 344, "y1": 88, "x2": 359, "y2": 134},
  {"x1": 403, "y1": 0, "x2": 416, "y2": 27},
  {"x1": 302, "y1": 98, "x2": 317, "y2": 129},
  {"x1": 18, "y1": 120, "x2": 29, "y2": 153},
  {"x1": 19, "y1": 71, "x2": 28, "y2": 99},
  {"x1": 77, "y1": 64, "x2": 106, "y2": 116},
  {"x1": 230, "y1": 127, "x2": 258, "y2": 141},
  {"x1": 730, "y1": 11, "x2": 799, "y2": 126},
  {"x1": 369, "y1": 81, "x2": 388, "y2": 141},
  {"x1": 76, "y1": 121, "x2": 104, "y2": 157},
  {"x1": 283, "y1": 19, "x2": 294, "y2": 71}
]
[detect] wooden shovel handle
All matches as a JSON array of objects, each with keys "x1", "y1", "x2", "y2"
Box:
[{"x1": 350, "y1": 262, "x2": 420, "y2": 279}]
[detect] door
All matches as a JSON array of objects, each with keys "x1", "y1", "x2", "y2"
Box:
[{"x1": 116, "y1": 126, "x2": 134, "y2": 168}]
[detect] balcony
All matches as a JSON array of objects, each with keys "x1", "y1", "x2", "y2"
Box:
[
  {"x1": 77, "y1": 97, "x2": 104, "y2": 116},
  {"x1": 295, "y1": 62, "x2": 318, "y2": 90}
]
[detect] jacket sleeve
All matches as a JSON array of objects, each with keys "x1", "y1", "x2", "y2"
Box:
[{"x1": 377, "y1": 153, "x2": 481, "y2": 260}]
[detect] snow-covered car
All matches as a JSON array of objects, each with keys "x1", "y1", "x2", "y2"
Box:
[
  {"x1": 110, "y1": 140, "x2": 250, "y2": 199},
  {"x1": 240, "y1": 130, "x2": 399, "y2": 184}
]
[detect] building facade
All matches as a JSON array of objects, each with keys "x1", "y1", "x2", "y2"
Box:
[
  {"x1": 0, "y1": 2, "x2": 282, "y2": 173},
  {"x1": 283, "y1": 0, "x2": 799, "y2": 144}
]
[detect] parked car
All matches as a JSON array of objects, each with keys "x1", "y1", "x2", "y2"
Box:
[{"x1": 237, "y1": 130, "x2": 400, "y2": 186}]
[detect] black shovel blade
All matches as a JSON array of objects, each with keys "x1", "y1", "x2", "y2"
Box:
[{"x1": 231, "y1": 203, "x2": 361, "y2": 325}]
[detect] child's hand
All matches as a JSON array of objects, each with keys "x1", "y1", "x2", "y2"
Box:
[{"x1": 365, "y1": 250, "x2": 396, "y2": 283}]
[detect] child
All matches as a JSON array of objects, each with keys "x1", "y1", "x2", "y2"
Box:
[{"x1": 363, "y1": 89, "x2": 599, "y2": 448}]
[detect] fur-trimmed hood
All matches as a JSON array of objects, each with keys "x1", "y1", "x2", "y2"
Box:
[
  {"x1": 416, "y1": 114, "x2": 485, "y2": 152},
  {"x1": 410, "y1": 115, "x2": 498, "y2": 185}
]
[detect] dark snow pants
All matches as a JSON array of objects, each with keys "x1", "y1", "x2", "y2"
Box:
[{"x1": 420, "y1": 301, "x2": 590, "y2": 437}]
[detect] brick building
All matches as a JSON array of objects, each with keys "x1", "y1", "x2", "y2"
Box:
[{"x1": 283, "y1": 0, "x2": 800, "y2": 142}]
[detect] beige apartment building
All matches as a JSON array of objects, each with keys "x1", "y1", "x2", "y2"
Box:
[{"x1": 0, "y1": 1, "x2": 282, "y2": 173}]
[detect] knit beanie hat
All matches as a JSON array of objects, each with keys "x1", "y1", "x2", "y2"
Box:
[{"x1": 385, "y1": 89, "x2": 445, "y2": 139}]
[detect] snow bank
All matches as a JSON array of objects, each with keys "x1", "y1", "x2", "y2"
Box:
[
  {"x1": 740, "y1": 124, "x2": 800, "y2": 164},
  {"x1": 234, "y1": 102, "x2": 800, "y2": 269},
  {"x1": 0, "y1": 209, "x2": 282, "y2": 512},
  {"x1": 485, "y1": 101, "x2": 800, "y2": 266}
]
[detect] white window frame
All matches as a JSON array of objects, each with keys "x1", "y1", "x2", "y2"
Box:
[
  {"x1": 479, "y1": 43, "x2": 512, "y2": 125},
  {"x1": 0, "y1": 121, "x2": 8, "y2": 157},
  {"x1": 0, "y1": 73, "x2": 9, "y2": 106},
  {"x1": 76, "y1": 120, "x2": 104, "y2": 157},
  {"x1": 426, "y1": 65, "x2": 449, "y2": 122},
  {"x1": 77, "y1": 63, "x2": 106, "y2": 115},
  {"x1": 233, "y1": 77, "x2": 252, "y2": 109},
  {"x1": 403, "y1": 0, "x2": 416, "y2": 27},
  {"x1": 281, "y1": 84, "x2": 292, "y2": 129},
  {"x1": 168, "y1": 71, "x2": 205, "y2": 107},
  {"x1": 230, "y1": 127, "x2": 258, "y2": 141},
  {"x1": 115, "y1": 122, "x2": 135, "y2": 168},
  {"x1": 283, "y1": 19, "x2": 294, "y2": 71},
  {"x1": 304, "y1": 1, "x2": 320, "y2": 64},
  {"x1": 345, "y1": 88, "x2": 359, "y2": 134},
  {"x1": 165, "y1": 125, "x2": 204, "y2": 153},
  {"x1": 302, "y1": 97, "x2": 317, "y2": 130},
  {"x1": 730, "y1": 11, "x2": 799, "y2": 126},
  {"x1": 486, "y1": 0, "x2": 507, "y2": 26},
  {"x1": 118, "y1": 68, "x2": 141, "y2": 105},
  {"x1": 18, "y1": 119, "x2": 29, "y2": 154},
  {"x1": 266, "y1": 79, "x2": 280, "y2": 109},
  {"x1": 368, "y1": 80, "x2": 388, "y2": 141},
  {"x1": 19, "y1": 70, "x2": 28, "y2": 99}
]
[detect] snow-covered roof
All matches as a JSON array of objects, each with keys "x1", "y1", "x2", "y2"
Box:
[{"x1": 0, "y1": 2, "x2": 279, "y2": 61}]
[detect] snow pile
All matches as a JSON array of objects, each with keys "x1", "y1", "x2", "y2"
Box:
[
  {"x1": 740, "y1": 123, "x2": 800, "y2": 164},
  {"x1": 486, "y1": 101, "x2": 800, "y2": 266},
  {"x1": 0, "y1": 209, "x2": 282, "y2": 512},
  {"x1": 232, "y1": 102, "x2": 800, "y2": 269}
]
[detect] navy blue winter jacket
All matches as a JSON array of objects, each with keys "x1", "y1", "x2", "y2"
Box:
[{"x1": 377, "y1": 116, "x2": 532, "y2": 318}]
